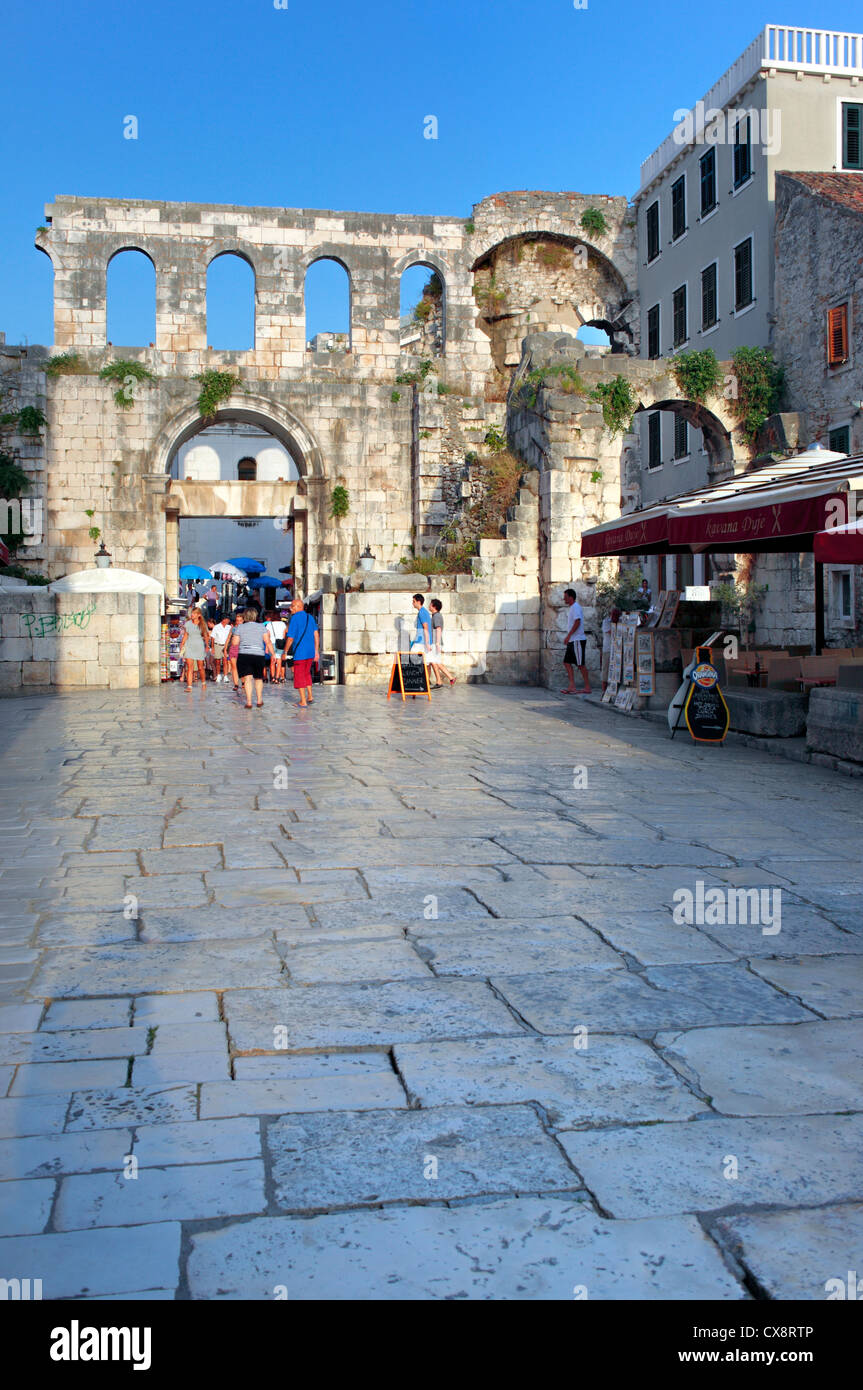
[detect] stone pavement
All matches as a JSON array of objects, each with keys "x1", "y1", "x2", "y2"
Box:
[{"x1": 0, "y1": 682, "x2": 861, "y2": 1300}]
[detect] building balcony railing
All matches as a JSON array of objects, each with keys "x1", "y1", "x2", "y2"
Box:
[{"x1": 639, "y1": 25, "x2": 863, "y2": 193}]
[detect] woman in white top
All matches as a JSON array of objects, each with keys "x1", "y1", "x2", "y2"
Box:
[{"x1": 265, "y1": 609, "x2": 288, "y2": 684}]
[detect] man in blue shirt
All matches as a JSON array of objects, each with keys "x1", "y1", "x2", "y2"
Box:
[
  {"x1": 412, "y1": 593, "x2": 432, "y2": 651},
  {"x1": 286, "y1": 597, "x2": 320, "y2": 707}
]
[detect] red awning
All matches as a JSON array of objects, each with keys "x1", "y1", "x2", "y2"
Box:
[
  {"x1": 0, "y1": 540, "x2": 10, "y2": 566},
  {"x1": 668, "y1": 491, "x2": 840, "y2": 553},
  {"x1": 813, "y1": 520, "x2": 863, "y2": 564},
  {"x1": 579, "y1": 508, "x2": 672, "y2": 557}
]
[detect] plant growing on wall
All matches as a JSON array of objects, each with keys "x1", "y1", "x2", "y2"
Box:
[
  {"x1": 483, "y1": 425, "x2": 507, "y2": 454},
  {"x1": 580, "y1": 207, "x2": 608, "y2": 237},
  {"x1": 98, "y1": 359, "x2": 156, "y2": 409},
  {"x1": 330, "y1": 484, "x2": 350, "y2": 519},
  {"x1": 670, "y1": 349, "x2": 723, "y2": 403},
  {"x1": 84, "y1": 507, "x2": 101, "y2": 542},
  {"x1": 729, "y1": 347, "x2": 785, "y2": 445},
  {"x1": 0, "y1": 563, "x2": 49, "y2": 585},
  {"x1": 193, "y1": 370, "x2": 241, "y2": 422},
  {"x1": 711, "y1": 578, "x2": 767, "y2": 634},
  {"x1": 391, "y1": 390, "x2": 401, "y2": 403},
  {"x1": 591, "y1": 375, "x2": 637, "y2": 435},
  {"x1": 465, "y1": 221, "x2": 475, "y2": 235},
  {"x1": 44, "y1": 352, "x2": 87, "y2": 376}
]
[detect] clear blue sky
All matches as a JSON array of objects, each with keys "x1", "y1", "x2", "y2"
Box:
[{"x1": 2, "y1": 1, "x2": 860, "y2": 346}]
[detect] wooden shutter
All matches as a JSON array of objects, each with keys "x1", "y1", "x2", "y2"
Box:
[
  {"x1": 827, "y1": 305, "x2": 849, "y2": 366},
  {"x1": 844, "y1": 104, "x2": 862, "y2": 170},
  {"x1": 702, "y1": 264, "x2": 717, "y2": 329}
]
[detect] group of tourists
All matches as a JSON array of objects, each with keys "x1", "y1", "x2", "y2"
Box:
[{"x1": 178, "y1": 598, "x2": 319, "y2": 708}]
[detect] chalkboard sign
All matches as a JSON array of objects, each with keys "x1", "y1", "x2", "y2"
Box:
[
  {"x1": 683, "y1": 664, "x2": 729, "y2": 743},
  {"x1": 387, "y1": 653, "x2": 432, "y2": 701}
]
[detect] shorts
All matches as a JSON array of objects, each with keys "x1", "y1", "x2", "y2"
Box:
[
  {"x1": 213, "y1": 643, "x2": 226, "y2": 660},
  {"x1": 565, "y1": 640, "x2": 586, "y2": 667},
  {"x1": 293, "y1": 658, "x2": 314, "y2": 689},
  {"x1": 229, "y1": 644, "x2": 239, "y2": 659},
  {"x1": 237, "y1": 653, "x2": 267, "y2": 679}
]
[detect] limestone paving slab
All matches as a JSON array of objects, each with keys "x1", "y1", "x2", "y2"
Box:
[
  {"x1": 30, "y1": 939, "x2": 286, "y2": 997},
  {"x1": 224, "y1": 979, "x2": 524, "y2": 1051},
  {"x1": 490, "y1": 828, "x2": 735, "y2": 868},
  {"x1": 279, "y1": 939, "x2": 432, "y2": 983},
  {"x1": 0, "y1": 1094, "x2": 70, "y2": 1139},
  {"x1": 186, "y1": 1198, "x2": 745, "y2": 1300},
  {"x1": 54, "y1": 1157, "x2": 267, "y2": 1231},
  {"x1": 268, "y1": 1103, "x2": 579, "y2": 1211},
  {"x1": 697, "y1": 908, "x2": 863, "y2": 959},
  {"x1": 200, "y1": 1072, "x2": 406, "y2": 1119},
  {"x1": 10, "y1": 1058, "x2": 131, "y2": 1096},
  {"x1": 0, "y1": 1025, "x2": 150, "y2": 1066},
  {"x1": 131, "y1": 1117, "x2": 261, "y2": 1166},
  {"x1": 748, "y1": 954, "x2": 863, "y2": 1017},
  {"x1": 84, "y1": 816, "x2": 167, "y2": 852},
  {"x1": 412, "y1": 922, "x2": 624, "y2": 976},
  {"x1": 33, "y1": 914, "x2": 137, "y2": 947},
  {"x1": 0, "y1": 1222, "x2": 181, "y2": 1299},
  {"x1": 232, "y1": 1050, "x2": 392, "y2": 1080},
  {"x1": 131, "y1": 1052, "x2": 232, "y2": 1085},
  {"x1": 310, "y1": 889, "x2": 493, "y2": 929},
  {"x1": 0, "y1": 1178, "x2": 55, "y2": 1235},
  {"x1": 132, "y1": 992, "x2": 219, "y2": 1023},
  {"x1": 0, "y1": 1127, "x2": 132, "y2": 1179},
  {"x1": 394, "y1": 1035, "x2": 707, "y2": 1128},
  {"x1": 490, "y1": 963, "x2": 814, "y2": 1036},
  {"x1": 204, "y1": 868, "x2": 368, "y2": 907},
  {"x1": 122, "y1": 874, "x2": 209, "y2": 909},
  {"x1": 657, "y1": 1019, "x2": 863, "y2": 1115},
  {"x1": 280, "y1": 836, "x2": 516, "y2": 869},
  {"x1": 40, "y1": 998, "x2": 132, "y2": 1031},
  {"x1": 576, "y1": 914, "x2": 737, "y2": 965},
  {"x1": 557, "y1": 1114, "x2": 863, "y2": 1218},
  {"x1": 0, "y1": 1004, "x2": 42, "y2": 1032},
  {"x1": 716, "y1": 1202, "x2": 863, "y2": 1300},
  {"x1": 65, "y1": 1084, "x2": 198, "y2": 1132}
]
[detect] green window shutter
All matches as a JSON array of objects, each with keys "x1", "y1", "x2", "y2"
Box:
[{"x1": 843, "y1": 104, "x2": 862, "y2": 170}]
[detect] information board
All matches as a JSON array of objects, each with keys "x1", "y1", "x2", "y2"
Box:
[{"x1": 683, "y1": 661, "x2": 730, "y2": 743}]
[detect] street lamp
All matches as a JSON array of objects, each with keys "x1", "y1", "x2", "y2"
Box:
[{"x1": 94, "y1": 541, "x2": 112, "y2": 569}]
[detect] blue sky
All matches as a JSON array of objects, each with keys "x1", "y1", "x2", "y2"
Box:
[{"x1": 2, "y1": 1, "x2": 860, "y2": 345}]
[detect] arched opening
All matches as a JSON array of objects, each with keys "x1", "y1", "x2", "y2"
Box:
[
  {"x1": 305, "y1": 258, "x2": 351, "y2": 352},
  {"x1": 207, "y1": 253, "x2": 255, "y2": 350},
  {"x1": 106, "y1": 249, "x2": 156, "y2": 347},
  {"x1": 399, "y1": 263, "x2": 445, "y2": 357},
  {"x1": 577, "y1": 323, "x2": 612, "y2": 352},
  {"x1": 168, "y1": 420, "x2": 301, "y2": 607}
]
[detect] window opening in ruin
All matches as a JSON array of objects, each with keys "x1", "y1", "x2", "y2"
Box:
[
  {"x1": 237, "y1": 456, "x2": 257, "y2": 481},
  {"x1": 305, "y1": 258, "x2": 351, "y2": 353},
  {"x1": 399, "y1": 264, "x2": 444, "y2": 357},
  {"x1": 106, "y1": 249, "x2": 156, "y2": 347},
  {"x1": 207, "y1": 253, "x2": 255, "y2": 351}
]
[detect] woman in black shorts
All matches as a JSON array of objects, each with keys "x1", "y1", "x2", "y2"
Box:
[{"x1": 235, "y1": 608, "x2": 275, "y2": 708}]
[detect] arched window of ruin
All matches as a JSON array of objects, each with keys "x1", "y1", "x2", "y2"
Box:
[
  {"x1": 106, "y1": 249, "x2": 156, "y2": 347},
  {"x1": 237, "y1": 455, "x2": 257, "y2": 481},
  {"x1": 577, "y1": 324, "x2": 612, "y2": 350},
  {"x1": 206, "y1": 253, "x2": 255, "y2": 350},
  {"x1": 305, "y1": 258, "x2": 351, "y2": 352},
  {"x1": 399, "y1": 264, "x2": 445, "y2": 357}
]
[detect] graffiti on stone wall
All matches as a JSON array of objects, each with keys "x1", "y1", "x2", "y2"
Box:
[{"x1": 22, "y1": 602, "x2": 97, "y2": 638}]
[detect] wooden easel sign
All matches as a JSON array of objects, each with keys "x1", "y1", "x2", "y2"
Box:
[{"x1": 387, "y1": 653, "x2": 432, "y2": 701}]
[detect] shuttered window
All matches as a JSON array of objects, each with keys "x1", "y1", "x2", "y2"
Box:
[
  {"x1": 701, "y1": 262, "x2": 718, "y2": 330},
  {"x1": 647, "y1": 304, "x2": 660, "y2": 359},
  {"x1": 648, "y1": 412, "x2": 662, "y2": 469},
  {"x1": 673, "y1": 415, "x2": 689, "y2": 459},
  {"x1": 733, "y1": 116, "x2": 752, "y2": 188},
  {"x1": 672, "y1": 284, "x2": 687, "y2": 347},
  {"x1": 671, "y1": 176, "x2": 686, "y2": 240},
  {"x1": 827, "y1": 304, "x2": 849, "y2": 367},
  {"x1": 734, "y1": 238, "x2": 753, "y2": 311},
  {"x1": 829, "y1": 425, "x2": 851, "y2": 454},
  {"x1": 700, "y1": 148, "x2": 717, "y2": 216},
  {"x1": 842, "y1": 104, "x2": 863, "y2": 171},
  {"x1": 646, "y1": 202, "x2": 660, "y2": 262}
]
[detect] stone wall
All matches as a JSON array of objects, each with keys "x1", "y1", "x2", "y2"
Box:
[{"x1": 0, "y1": 590, "x2": 161, "y2": 692}]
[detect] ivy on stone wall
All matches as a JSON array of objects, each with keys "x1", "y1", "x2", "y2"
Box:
[
  {"x1": 670, "y1": 349, "x2": 723, "y2": 403},
  {"x1": 99, "y1": 359, "x2": 156, "y2": 410},
  {"x1": 193, "y1": 370, "x2": 241, "y2": 422},
  {"x1": 330, "y1": 484, "x2": 350, "y2": 519},
  {"x1": 579, "y1": 208, "x2": 608, "y2": 238},
  {"x1": 590, "y1": 375, "x2": 637, "y2": 436},
  {"x1": 729, "y1": 347, "x2": 785, "y2": 445}
]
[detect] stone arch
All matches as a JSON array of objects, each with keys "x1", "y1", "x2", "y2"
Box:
[
  {"x1": 395, "y1": 252, "x2": 447, "y2": 355},
  {"x1": 303, "y1": 251, "x2": 353, "y2": 349},
  {"x1": 631, "y1": 382, "x2": 742, "y2": 480},
  {"x1": 206, "y1": 250, "x2": 256, "y2": 349},
  {"x1": 105, "y1": 246, "x2": 158, "y2": 346},
  {"x1": 153, "y1": 395, "x2": 325, "y2": 480}
]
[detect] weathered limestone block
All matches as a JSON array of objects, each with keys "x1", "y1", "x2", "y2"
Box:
[
  {"x1": 806, "y1": 688, "x2": 863, "y2": 763},
  {"x1": 726, "y1": 690, "x2": 808, "y2": 738}
]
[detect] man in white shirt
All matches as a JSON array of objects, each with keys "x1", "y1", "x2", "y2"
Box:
[
  {"x1": 561, "y1": 587, "x2": 592, "y2": 695},
  {"x1": 210, "y1": 617, "x2": 233, "y2": 683}
]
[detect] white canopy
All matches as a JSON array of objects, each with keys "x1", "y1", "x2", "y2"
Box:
[
  {"x1": 49, "y1": 567, "x2": 165, "y2": 595},
  {"x1": 209, "y1": 561, "x2": 248, "y2": 580}
]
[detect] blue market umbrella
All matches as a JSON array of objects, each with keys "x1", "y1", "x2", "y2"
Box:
[
  {"x1": 253, "y1": 575, "x2": 287, "y2": 588},
  {"x1": 179, "y1": 564, "x2": 213, "y2": 582},
  {"x1": 228, "y1": 556, "x2": 265, "y2": 575}
]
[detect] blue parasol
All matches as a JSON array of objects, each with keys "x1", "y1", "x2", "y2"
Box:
[
  {"x1": 253, "y1": 574, "x2": 287, "y2": 588},
  {"x1": 179, "y1": 564, "x2": 213, "y2": 581},
  {"x1": 228, "y1": 556, "x2": 266, "y2": 574}
]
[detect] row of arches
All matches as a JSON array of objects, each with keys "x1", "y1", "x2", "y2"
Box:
[{"x1": 104, "y1": 251, "x2": 444, "y2": 352}]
